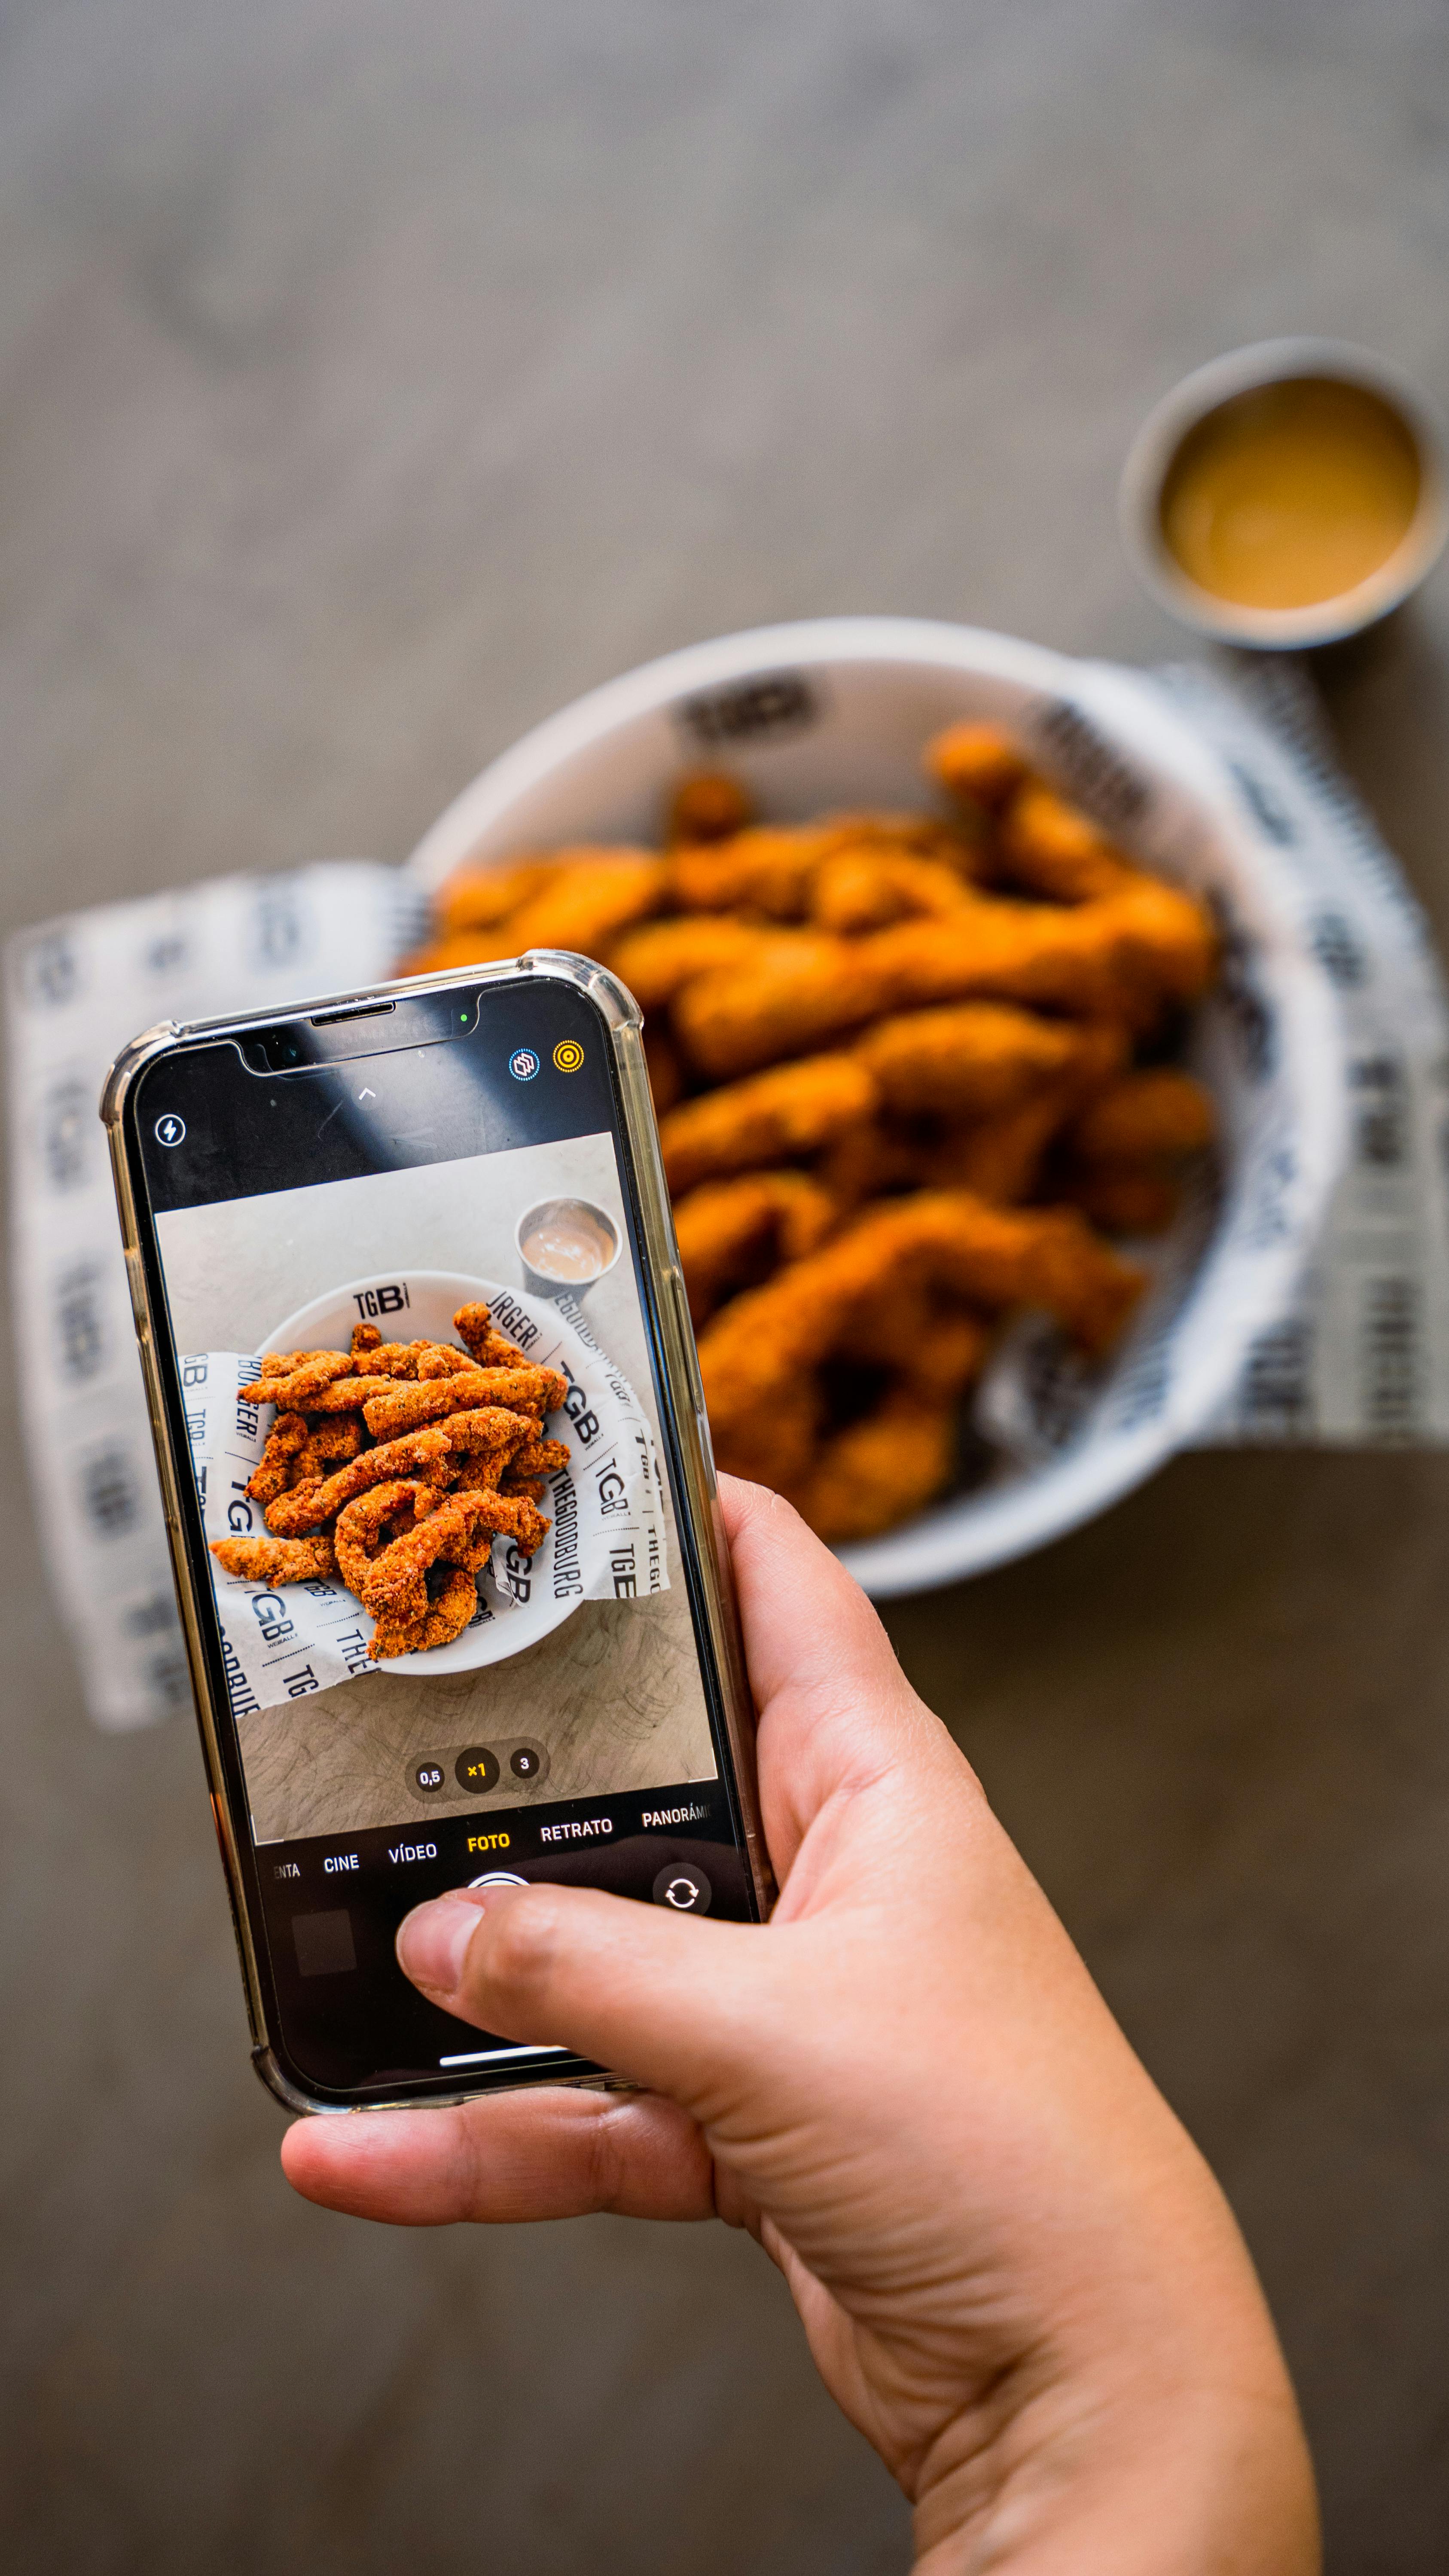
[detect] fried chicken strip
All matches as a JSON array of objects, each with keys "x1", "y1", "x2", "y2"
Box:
[
  {"x1": 673, "y1": 937, "x2": 885, "y2": 1077},
  {"x1": 610, "y1": 915, "x2": 796, "y2": 1011},
  {"x1": 659, "y1": 1053, "x2": 879, "y2": 1193},
  {"x1": 506, "y1": 851, "x2": 666, "y2": 955},
  {"x1": 453, "y1": 1303, "x2": 531, "y2": 1369},
  {"x1": 697, "y1": 1189, "x2": 1144, "y2": 1489},
  {"x1": 997, "y1": 784, "x2": 1137, "y2": 904},
  {"x1": 210, "y1": 1532, "x2": 338, "y2": 1586},
  {"x1": 291, "y1": 1417, "x2": 366, "y2": 1483},
  {"x1": 246, "y1": 1413, "x2": 310, "y2": 1503},
  {"x1": 263, "y1": 1426, "x2": 454, "y2": 1533},
  {"x1": 370, "y1": 1564, "x2": 479, "y2": 1660},
  {"x1": 239, "y1": 1353, "x2": 359, "y2": 1407},
  {"x1": 362, "y1": 1367, "x2": 566, "y2": 1438},
  {"x1": 666, "y1": 772, "x2": 754, "y2": 845},
  {"x1": 333, "y1": 1480, "x2": 443, "y2": 1618},
  {"x1": 854, "y1": 1001, "x2": 1080, "y2": 1120},
  {"x1": 668, "y1": 825, "x2": 839, "y2": 919},
  {"x1": 787, "y1": 1388, "x2": 964, "y2": 1546},
  {"x1": 435, "y1": 861, "x2": 555, "y2": 938},
  {"x1": 1067, "y1": 1067, "x2": 1215, "y2": 1163},
  {"x1": 437, "y1": 1405, "x2": 543, "y2": 1457},
  {"x1": 676, "y1": 882, "x2": 1217, "y2": 1078},
  {"x1": 924, "y1": 720, "x2": 1030, "y2": 810},
  {"x1": 674, "y1": 1171, "x2": 839, "y2": 1324},
  {"x1": 365, "y1": 1490, "x2": 548, "y2": 1615},
  {"x1": 1065, "y1": 1168, "x2": 1181, "y2": 1236},
  {"x1": 810, "y1": 852, "x2": 976, "y2": 935}
]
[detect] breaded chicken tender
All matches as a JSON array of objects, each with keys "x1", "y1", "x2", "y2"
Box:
[
  {"x1": 697, "y1": 1190, "x2": 1143, "y2": 1489},
  {"x1": 210, "y1": 1532, "x2": 338, "y2": 1586},
  {"x1": 659, "y1": 1053, "x2": 879, "y2": 1193},
  {"x1": 666, "y1": 772, "x2": 754, "y2": 845},
  {"x1": 333, "y1": 1480, "x2": 443, "y2": 1611},
  {"x1": 291, "y1": 1418, "x2": 366, "y2": 1484},
  {"x1": 997, "y1": 784, "x2": 1137, "y2": 903},
  {"x1": 810, "y1": 852, "x2": 976, "y2": 935},
  {"x1": 924, "y1": 720, "x2": 1030, "y2": 809},
  {"x1": 674, "y1": 1171, "x2": 838, "y2": 1323},
  {"x1": 239, "y1": 1352, "x2": 358, "y2": 1408},
  {"x1": 919, "y1": 1093, "x2": 1079, "y2": 1206},
  {"x1": 506, "y1": 851, "x2": 665, "y2": 955},
  {"x1": 246, "y1": 1413, "x2": 310, "y2": 1503},
  {"x1": 610, "y1": 915, "x2": 790, "y2": 1011},
  {"x1": 814, "y1": 1119, "x2": 925, "y2": 1210},
  {"x1": 452, "y1": 1302, "x2": 531, "y2": 1370},
  {"x1": 262, "y1": 1425, "x2": 453, "y2": 1535},
  {"x1": 366, "y1": 1489, "x2": 548, "y2": 1615},
  {"x1": 854, "y1": 1001, "x2": 1079, "y2": 1120},
  {"x1": 362, "y1": 1365, "x2": 566, "y2": 1438},
  {"x1": 788, "y1": 1388, "x2": 963, "y2": 1544},
  {"x1": 371, "y1": 1564, "x2": 479, "y2": 1660},
  {"x1": 668, "y1": 826, "x2": 839, "y2": 920},
  {"x1": 672, "y1": 937, "x2": 884, "y2": 1077},
  {"x1": 436, "y1": 861, "x2": 554, "y2": 937},
  {"x1": 1068, "y1": 1067, "x2": 1215, "y2": 1163},
  {"x1": 1065, "y1": 1167, "x2": 1181, "y2": 1236}
]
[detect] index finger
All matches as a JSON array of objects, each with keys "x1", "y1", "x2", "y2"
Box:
[
  {"x1": 716, "y1": 1476, "x2": 946, "y2": 1877},
  {"x1": 281, "y1": 2083, "x2": 715, "y2": 2225}
]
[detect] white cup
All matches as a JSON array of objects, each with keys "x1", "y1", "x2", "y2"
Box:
[
  {"x1": 1119, "y1": 336, "x2": 1449, "y2": 650},
  {"x1": 515, "y1": 1196, "x2": 622, "y2": 1301}
]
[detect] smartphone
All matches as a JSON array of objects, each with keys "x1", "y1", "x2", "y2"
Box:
[{"x1": 103, "y1": 951, "x2": 772, "y2": 2113}]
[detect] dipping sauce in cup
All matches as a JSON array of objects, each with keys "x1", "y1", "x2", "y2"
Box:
[
  {"x1": 1121, "y1": 339, "x2": 1449, "y2": 648},
  {"x1": 516, "y1": 1197, "x2": 620, "y2": 1290}
]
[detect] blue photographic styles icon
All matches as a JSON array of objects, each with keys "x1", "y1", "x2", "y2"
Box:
[{"x1": 509, "y1": 1048, "x2": 541, "y2": 1083}]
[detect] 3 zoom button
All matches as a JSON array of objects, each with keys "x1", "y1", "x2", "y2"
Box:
[{"x1": 652, "y1": 1861, "x2": 712, "y2": 1914}]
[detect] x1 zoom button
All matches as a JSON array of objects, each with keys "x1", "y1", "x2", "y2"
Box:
[
  {"x1": 652, "y1": 1861, "x2": 712, "y2": 1914},
  {"x1": 455, "y1": 1746, "x2": 500, "y2": 1794}
]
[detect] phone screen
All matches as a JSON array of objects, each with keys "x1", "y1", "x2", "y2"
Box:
[{"x1": 126, "y1": 973, "x2": 758, "y2": 2103}]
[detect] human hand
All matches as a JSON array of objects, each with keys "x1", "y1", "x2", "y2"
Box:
[{"x1": 284, "y1": 1477, "x2": 1319, "y2": 2574}]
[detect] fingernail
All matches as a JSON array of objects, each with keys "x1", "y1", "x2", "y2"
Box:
[{"x1": 396, "y1": 1890, "x2": 484, "y2": 1994}]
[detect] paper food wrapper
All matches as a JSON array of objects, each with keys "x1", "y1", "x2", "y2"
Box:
[
  {"x1": 6, "y1": 864, "x2": 425, "y2": 1729},
  {"x1": 190, "y1": 1291, "x2": 668, "y2": 1716},
  {"x1": 10, "y1": 655, "x2": 1449, "y2": 1727},
  {"x1": 976, "y1": 656, "x2": 1449, "y2": 1470}
]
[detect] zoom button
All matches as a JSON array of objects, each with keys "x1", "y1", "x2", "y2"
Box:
[{"x1": 455, "y1": 1745, "x2": 500, "y2": 1795}]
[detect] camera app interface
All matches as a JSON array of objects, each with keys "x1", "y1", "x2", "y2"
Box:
[{"x1": 135, "y1": 980, "x2": 748, "y2": 2096}]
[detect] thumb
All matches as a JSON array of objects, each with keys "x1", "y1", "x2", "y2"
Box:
[{"x1": 397, "y1": 1879, "x2": 778, "y2": 2114}]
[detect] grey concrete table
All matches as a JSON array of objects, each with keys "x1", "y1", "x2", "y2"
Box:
[{"x1": 4, "y1": 6, "x2": 1449, "y2": 2570}]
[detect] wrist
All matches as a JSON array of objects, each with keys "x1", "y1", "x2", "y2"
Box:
[{"x1": 908, "y1": 2366, "x2": 1319, "y2": 2576}]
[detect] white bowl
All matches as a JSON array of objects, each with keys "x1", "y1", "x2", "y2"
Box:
[{"x1": 407, "y1": 617, "x2": 1345, "y2": 1595}]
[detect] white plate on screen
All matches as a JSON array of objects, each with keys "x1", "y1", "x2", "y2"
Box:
[{"x1": 264, "y1": 1268, "x2": 591, "y2": 1673}]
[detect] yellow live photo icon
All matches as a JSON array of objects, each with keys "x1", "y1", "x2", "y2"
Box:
[{"x1": 553, "y1": 1039, "x2": 585, "y2": 1072}]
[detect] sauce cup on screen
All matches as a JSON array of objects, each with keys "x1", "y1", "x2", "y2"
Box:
[
  {"x1": 1120, "y1": 337, "x2": 1449, "y2": 648},
  {"x1": 515, "y1": 1197, "x2": 622, "y2": 1300}
]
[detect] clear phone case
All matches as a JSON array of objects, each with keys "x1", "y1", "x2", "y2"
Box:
[{"x1": 101, "y1": 948, "x2": 773, "y2": 2112}]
